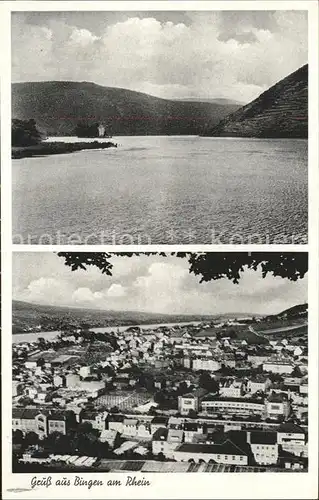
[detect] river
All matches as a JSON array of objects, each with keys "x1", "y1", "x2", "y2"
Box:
[
  {"x1": 12, "y1": 321, "x2": 202, "y2": 344},
  {"x1": 12, "y1": 135, "x2": 307, "y2": 244}
]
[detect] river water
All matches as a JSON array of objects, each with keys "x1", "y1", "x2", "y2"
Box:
[
  {"x1": 12, "y1": 136, "x2": 307, "y2": 244},
  {"x1": 12, "y1": 321, "x2": 201, "y2": 344}
]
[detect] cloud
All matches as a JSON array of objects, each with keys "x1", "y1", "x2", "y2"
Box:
[
  {"x1": 13, "y1": 253, "x2": 307, "y2": 316},
  {"x1": 11, "y1": 11, "x2": 307, "y2": 102}
]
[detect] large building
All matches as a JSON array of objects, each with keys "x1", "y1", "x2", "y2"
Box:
[
  {"x1": 248, "y1": 431, "x2": 278, "y2": 465},
  {"x1": 173, "y1": 440, "x2": 248, "y2": 465},
  {"x1": 201, "y1": 395, "x2": 265, "y2": 418},
  {"x1": 12, "y1": 409, "x2": 76, "y2": 437},
  {"x1": 265, "y1": 393, "x2": 291, "y2": 421}
]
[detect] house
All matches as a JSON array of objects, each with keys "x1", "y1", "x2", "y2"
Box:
[
  {"x1": 178, "y1": 389, "x2": 206, "y2": 415},
  {"x1": 137, "y1": 422, "x2": 152, "y2": 439},
  {"x1": 277, "y1": 422, "x2": 307, "y2": 457},
  {"x1": 123, "y1": 418, "x2": 138, "y2": 437},
  {"x1": 152, "y1": 427, "x2": 184, "y2": 458},
  {"x1": 12, "y1": 409, "x2": 76, "y2": 437},
  {"x1": 79, "y1": 366, "x2": 91, "y2": 379},
  {"x1": 247, "y1": 377, "x2": 272, "y2": 394},
  {"x1": 219, "y1": 379, "x2": 245, "y2": 398},
  {"x1": 192, "y1": 358, "x2": 221, "y2": 372},
  {"x1": 99, "y1": 429, "x2": 119, "y2": 448},
  {"x1": 183, "y1": 422, "x2": 204, "y2": 443},
  {"x1": 53, "y1": 375, "x2": 65, "y2": 387},
  {"x1": 173, "y1": 440, "x2": 248, "y2": 465},
  {"x1": 107, "y1": 414, "x2": 124, "y2": 434},
  {"x1": 12, "y1": 381, "x2": 24, "y2": 397},
  {"x1": 263, "y1": 360, "x2": 294, "y2": 375},
  {"x1": 151, "y1": 416, "x2": 169, "y2": 435},
  {"x1": 248, "y1": 431, "x2": 278, "y2": 465},
  {"x1": 265, "y1": 392, "x2": 291, "y2": 421},
  {"x1": 152, "y1": 427, "x2": 168, "y2": 455},
  {"x1": 80, "y1": 410, "x2": 107, "y2": 431}
]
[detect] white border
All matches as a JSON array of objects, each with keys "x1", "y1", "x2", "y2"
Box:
[{"x1": 1, "y1": 1, "x2": 318, "y2": 499}]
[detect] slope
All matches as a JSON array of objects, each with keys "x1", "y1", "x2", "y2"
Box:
[
  {"x1": 204, "y1": 64, "x2": 308, "y2": 138},
  {"x1": 12, "y1": 81, "x2": 240, "y2": 136}
]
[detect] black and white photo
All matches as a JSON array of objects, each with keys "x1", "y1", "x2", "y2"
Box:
[
  {"x1": 11, "y1": 252, "x2": 309, "y2": 473},
  {"x1": 11, "y1": 10, "x2": 308, "y2": 245}
]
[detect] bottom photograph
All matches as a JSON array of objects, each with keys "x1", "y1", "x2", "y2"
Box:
[{"x1": 11, "y1": 251, "x2": 308, "y2": 473}]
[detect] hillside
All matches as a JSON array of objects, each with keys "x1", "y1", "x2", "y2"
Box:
[
  {"x1": 204, "y1": 64, "x2": 308, "y2": 138},
  {"x1": 12, "y1": 300, "x2": 215, "y2": 333},
  {"x1": 11, "y1": 81, "x2": 240, "y2": 137}
]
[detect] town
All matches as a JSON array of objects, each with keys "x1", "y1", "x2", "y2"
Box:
[{"x1": 12, "y1": 305, "x2": 308, "y2": 473}]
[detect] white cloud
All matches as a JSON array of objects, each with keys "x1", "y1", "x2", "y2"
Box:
[
  {"x1": 106, "y1": 284, "x2": 126, "y2": 297},
  {"x1": 13, "y1": 253, "x2": 308, "y2": 316},
  {"x1": 12, "y1": 11, "x2": 308, "y2": 102}
]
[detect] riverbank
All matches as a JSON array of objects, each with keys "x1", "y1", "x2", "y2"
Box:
[{"x1": 12, "y1": 140, "x2": 117, "y2": 159}]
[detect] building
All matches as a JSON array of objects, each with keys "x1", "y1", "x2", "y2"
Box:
[
  {"x1": 152, "y1": 427, "x2": 184, "y2": 458},
  {"x1": 178, "y1": 389, "x2": 207, "y2": 415},
  {"x1": 123, "y1": 418, "x2": 138, "y2": 437},
  {"x1": 12, "y1": 409, "x2": 76, "y2": 437},
  {"x1": 201, "y1": 395, "x2": 265, "y2": 418},
  {"x1": 79, "y1": 366, "x2": 91, "y2": 379},
  {"x1": 12, "y1": 381, "x2": 24, "y2": 397},
  {"x1": 219, "y1": 380, "x2": 245, "y2": 398},
  {"x1": 265, "y1": 393, "x2": 291, "y2": 421},
  {"x1": 151, "y1": 416, "x2": 169, "y2": 435},
  {"x1": 183, "y1": 422, "x2": 204, "y2": 443},
  {"x1": 80, "y1": 410, "x2": 107, "y2": 431},
  {"x1": 66, "y1": 373, "x2": 80, "y2": 389},
  {"x1": 173, "y1": 440, "x2": 248, "y2": 465},
  {"x1": 247, "y1": 377, "x2": 272, "y2": 394},
  {"x1": 277, "y1": 422, "x2": 307, "y2": 457},
  {"x1": 99, "y1": 429, "x2": 119, "y2": 448},
  {"x1": 107, "y1": 414, "x2": 124, "y2": 434},
  {"x1": 263, "y1": 360, "x2": 294, "y2": 375},
  {"x1": 192, "y1": 358, "x2": 221, "y2": 372},
  {"x1": 53, "y1": 375, "x2": 65, "y2": 388},
  {"x1": 248, "y1": 431, "x2": 278, "y2": 465}
]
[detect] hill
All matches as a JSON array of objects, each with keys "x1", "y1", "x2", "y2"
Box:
[
  {"x1": 174, "y1": 98, "x2": 244, "y2": 105},
  {"x1": 204, "y1": 64, "x2": 308, "y2": 138},
  {"x1": 12, "y1": 300, "x2": 216, "y2": 333},
  {"x1": 11, "y1": 81, "x2": 241, "y2": 137}
]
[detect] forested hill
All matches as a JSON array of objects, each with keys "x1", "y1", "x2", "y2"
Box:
[
  {"x1": 12, "y1": 81, "x2": 240, "y2": 136},
  {"x1": 203, "y1": 64, "x2": 308, "y2": 138},
  {"x1": 12, "y1": 300, "x2": 216, "y2": 333}
]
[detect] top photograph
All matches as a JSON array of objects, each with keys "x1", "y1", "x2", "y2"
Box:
[{"x1": 11, "y1": 10, "x2": 308, "y2": 245}]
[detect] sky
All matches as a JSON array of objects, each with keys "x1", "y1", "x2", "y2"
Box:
[
  {"x1": 12, "y1": 253, "x2": 307, "y2": 316},
  {"x1": 11, "y1": 10, "x2": 308, "y2": 102}
]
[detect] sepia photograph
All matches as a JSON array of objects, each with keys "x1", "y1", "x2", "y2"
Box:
[
  {"x1": 11, "y1": 9, "x2": 308, "y2": 245},
  {"x1": 11, "y1": 252, "x2": 309, "y2": 473}
]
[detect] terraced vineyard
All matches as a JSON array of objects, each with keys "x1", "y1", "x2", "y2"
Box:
[{"x1": 205, "y1": 64, "x2": 308, "y2": 138}]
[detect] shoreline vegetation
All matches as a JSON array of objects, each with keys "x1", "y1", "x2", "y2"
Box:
[
  {"x1": 12, "y1": 140, "x2": 117, "y2": 159},
  {"x1": 12, "y1": 118, "x2": 117, "y2": 159}
]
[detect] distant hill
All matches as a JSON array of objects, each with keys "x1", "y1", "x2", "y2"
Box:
[
  {"x1": 12, "y1": 300, "x2": 216, "y2": 333},
  {"x1": 174, "y1": 98, "x2": 244, "y2": 106},
  {"x1": 11, "y1": 81, "x2": 241, "y2": 137},
  {"x1": 204, "y1": 64, "x2": 308, "y2": 138},
  {"x1": 277, "y1": 303, "x2": 308, "y2": 319}
]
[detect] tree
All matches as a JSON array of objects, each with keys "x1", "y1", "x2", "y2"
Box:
[
  {"x1": 12, "y1": 429, "x2": 24, "y2": 445},
  {"x1": 188, "y1": 409, "x2": 198, "y2": 419},
  {"x1": 24, "y1": 431, "x2": 39, "y2": 446},
  {"x1": 57, "y1": 252, "x2": 307, "y2": 284},
  {"x1": 12, "y1": 118, "x2": 42, "y2": 147}
]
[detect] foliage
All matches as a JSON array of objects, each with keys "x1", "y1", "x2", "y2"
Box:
[
  {"x1": 74, "y1": 122, "x2": 101, "y2": 138},
  {"x1": 57, "y1": 252, "x2": 308, "y2": 284},
  {"x1": 12, "y1": 118, "x2": 42, "y2": 147}
]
